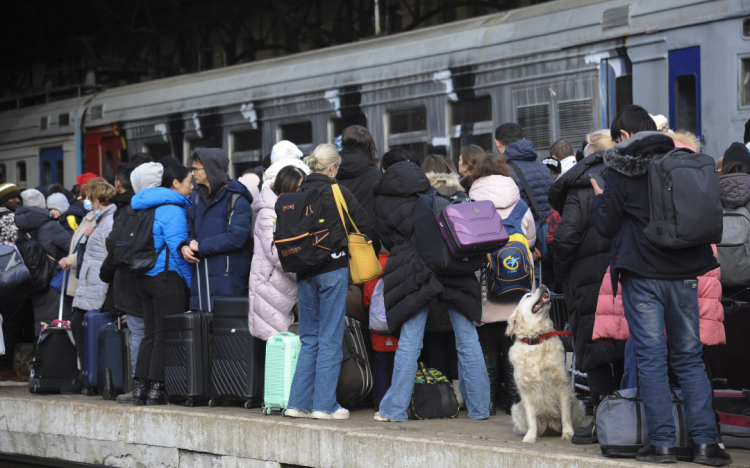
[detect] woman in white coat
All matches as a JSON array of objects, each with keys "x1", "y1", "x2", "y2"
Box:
[
  {"x1": 248, "y1": 166, "x2": 307, "y2": 340},
  {"x1": 465, "y1": 153, "x2": 536, "y2": 416}
]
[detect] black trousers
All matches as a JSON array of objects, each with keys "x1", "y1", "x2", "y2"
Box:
[
  {"x1": 0, "y1": 292, "x2": 28, "y2": 370},
  {"x1": 477, "y1": 321, "x2": 518, "y2": 408},
  {"x1": 135, "y1": 271, "x2": 187, "y2": 382},
  {"x1": 70, "y1": 303, "x2": 86, "y2": 368},
  {"x1": 586, "y1": 361, "x2": 624, "y2": 403}
]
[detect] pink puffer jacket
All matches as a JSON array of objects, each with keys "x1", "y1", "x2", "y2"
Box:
[
  {"x1": 592, "y1": 247, "x2": 725, "y2": 346},
  {"x1": 248, "y1": 182, "x2": 297, "y2": 341}
]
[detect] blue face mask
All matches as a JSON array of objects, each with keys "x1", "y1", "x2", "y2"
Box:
[
  {"x1": 94, "y1": 210, "x2": 101, "y2": 217},
  {"x1": 83, "y1": 199, "x2": 92, "y2": 211}
]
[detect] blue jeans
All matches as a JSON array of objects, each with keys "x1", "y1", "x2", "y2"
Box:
[
  {"x1": 287, "y1": 267, "x2": 348, "y2": 414},
  {"x1": 127, "y1": 315, "x2": 145, "y2": 378},
  {"x1": 379, "y1": 304, "x2": 490, "y2": 422},
  {"x1": 621, "y1": 273, "x2": 717, "y2": 447}
]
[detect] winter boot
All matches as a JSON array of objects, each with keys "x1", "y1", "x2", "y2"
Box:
[
  {"x1": 146, "y1": 380, "x2": 166, "y2": 405},
  {"x1": 573, "y1": 395, "x2": 600, "y2": 445},
  {"x1": 483, "y1": 352, "x2": 498, "y2": 416},
  {"x1": 498, "y1": 354, "x2": 520, "y2": 415},
  {"x1": 132, "y1": 378, "x2": 149, "y2": 405}
]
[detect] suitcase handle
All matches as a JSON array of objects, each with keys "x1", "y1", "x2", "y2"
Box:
[{"x1": 195, "y1": 259, "x2": 211, "y2": 312}]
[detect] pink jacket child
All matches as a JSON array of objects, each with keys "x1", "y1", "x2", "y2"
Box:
[
  {"x1": 247, "y1": 182, "x2": 298, "y2": 341},
  {"x1": 593, "y1": 246, "x2": 725, "y2": 346}
]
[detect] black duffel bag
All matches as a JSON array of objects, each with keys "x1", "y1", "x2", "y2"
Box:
[{"x1": 408, "y1": 362, "x2": 459, "y2": 420}]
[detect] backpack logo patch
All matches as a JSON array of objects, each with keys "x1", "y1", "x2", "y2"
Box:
[
  {"x1": 503, "y1": 255, "x2": 520, "y2": 271},
  {"x1": 283, "y1": 204, "x2": 295, "y2": 212}
]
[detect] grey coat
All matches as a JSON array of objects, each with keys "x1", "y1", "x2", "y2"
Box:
[
  {"x1": 720, "y1": 173, "x2": 750, "y2": 211},
  {"x1": 73, "y1": 204, "x2": 116, "y2": 311}
]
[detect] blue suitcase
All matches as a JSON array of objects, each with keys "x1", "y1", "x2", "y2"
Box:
[
  {"x1": 97, "y1": 317, "x2": 132, "y2": 400},
  {"x1": 82, "y1": 309, "x2": 110, "y2": 395}
]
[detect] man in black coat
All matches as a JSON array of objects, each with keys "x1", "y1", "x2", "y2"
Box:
[{"x1": 549, "y1": 150, "x2": 624, "y2": 444}]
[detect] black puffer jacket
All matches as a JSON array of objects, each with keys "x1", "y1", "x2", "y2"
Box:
[
  {"x1": 549, "y1": 152, "x2": 623, "y2": 371},
  {"x1": 296, "y1": 173, "x2": 373, "y2": 281},
  {"x1": 14, "y1": 206, "x2": 72, "y2": 262},
  {"x1": 337, "y1": 149, "x2": 382, "y2": 252},
  {"x1": 373, "y1": 162, "x2": 481, "y2": 333}
]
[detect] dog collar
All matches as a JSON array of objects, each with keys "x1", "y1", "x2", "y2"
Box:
[{"x1": 519, "y1": 331, "x2": 572, "y2": 346}]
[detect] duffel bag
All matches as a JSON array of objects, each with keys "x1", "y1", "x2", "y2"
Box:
[
  {"x1": 596, "y1": 387, "x2": 693, "y2": 461},
  {"x1": 714, "y1": 389, "x2": 750, "y2": 450},
  {"x1": 408, "y1": 362, "x2": 459, "y2": 420}
]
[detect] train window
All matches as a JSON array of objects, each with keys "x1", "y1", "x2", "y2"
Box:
[
  {"x1": 279, "y1": 122, "x2": 313, "y2": 145},
  {"x1": 42, "y1": 161, "x2": 51, "y2": 185},
  {"x1": 558, "y1": 100, "x2": 594, "y2": 150},
  {"x1": 104, "y1": 151, "x2": 114, "y2": 180},
  {"x1": 40, "y1": 117, "x2": 48, "y2": 130},
  {"x1": 742, "y1": 58, "x2": 750, "y2": 107},
  {"x1": 744, "y1": 19, "x2": 750, "y2": 38},
  {"x1": 615, "y1": 75, "x2": 633, "y2": 112},
  {"x1": 146, "y1": 142, "x2": 173, "y2": 160},
  {"x1": 234, "y1": 130, "x2": 262, "y2": 152},
  {"x1": 59, "y1": 114, "x2": 70, "y2": 127},
  {"x1": 675, "y1": 75, "x2": 697, "y2": 135},
  {"x1": 387, "y1": 142, "x2": 426, "y2": 161},
  {"x1": 517, "y1": 104, "x2": 551, "y2": 150},
  {"x1": 0, "y1": 164, "x2": 5, "y2": 182},
  {"x1": 16, "y1": 162, "x2": 27, "y2": 189},
  {"x1": 450, "y1": 134, "x2": 494, "y2": 157},
  {"x1": 56, "y1": 160, "x2": 63, "y2": 186},
  {"x1": 449, "y1": 96, "x2": 492, "y2": 126},
  {"x1": 389, "y1": 107, "x2": 427, "y2": 135},
  {"x1": 330, "y1": 114, "x2": 367, "y2": 141}
]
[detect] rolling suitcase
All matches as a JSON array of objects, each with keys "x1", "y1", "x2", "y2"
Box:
[
  {"x1": 82, "y1": 309, "x2": 110, "y2": 396},
  {"x1": 28, "y1": 270, "x2": 80, "y2": 393},
  {"x1": 164, "y1": 262, "x2": 213, "y2": 406},
  {"x1": 209, "y1": 296, "x2": 265, "y2": 408},
  {"x1": 262, "y1": 332, "x2": 301, "y2": 414},
  {"x1": 97, "y1": 316, "x2": 131, "y2": 400}
]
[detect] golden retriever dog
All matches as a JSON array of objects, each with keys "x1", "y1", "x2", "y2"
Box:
[{"x1": 505, "y1": 285, "x2": 584, "y2": 443}]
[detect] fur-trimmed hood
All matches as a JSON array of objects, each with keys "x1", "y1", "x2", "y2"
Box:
[
  {"x1": 425, "y1": 172, "x2": 463, "y2": 196},
  {"x1": 603, "y1": 131, "x2": 675, "y2": 177}
]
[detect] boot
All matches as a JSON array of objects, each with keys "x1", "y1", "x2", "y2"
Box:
[
  {"x1": 498, "y1": 356, "x2": 520, "y2": 415},
  {"x1": 146, "y1": 380, "x2": 166, "y2": 405},
  {"x1": 132, "y1": 378, "x2": 149, "y2": 405},
  {"x1": 483, "y1": 353, "x2": 498, "y2": 416},
  {"x1": 572, "y1": 395, "x2": 600, "y2": 445}
]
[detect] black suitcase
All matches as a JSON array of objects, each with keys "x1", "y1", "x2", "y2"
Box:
[
  {"x1": 97, "y1": 317, "x2": 133, "y2": 400},
  {"x1": 209, "y1": 297, "x2": 265, "y2": 408},
  {"x1": 164, "y1": 262, "x2": 213, "y2": 406},
  {"x1": 28, "y1": 270, "x2": 80, "y2": 394}
]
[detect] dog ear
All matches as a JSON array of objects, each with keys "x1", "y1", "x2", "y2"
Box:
[{"x1": 506, "y1": 309, "x2": 519, "y2": 337}]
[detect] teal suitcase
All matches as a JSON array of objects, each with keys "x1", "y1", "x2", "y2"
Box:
[{"x1": 262, "y1": 332, "x2": 301, "y2": 414}]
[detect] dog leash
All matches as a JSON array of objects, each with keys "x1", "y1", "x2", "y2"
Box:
[{"x1": 519, "y1": 331, "x2": 572, "y2": 346}]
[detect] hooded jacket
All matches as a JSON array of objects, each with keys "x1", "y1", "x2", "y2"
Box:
[
  {"x1": 719, "y1": 173, "x2": 750, "y2": 211},
  {"x1": 185, "y1": 149, "x2": 253, "y2": 308},
  {"x1": 64, "y1": 210, "x2": 97, "y2": 297},
  {"x1": 248, "y1": 182, "x2": 297, "y2": 340},
  {"x1": 263, "y1": 159, "x2": 311, "y2": 184},
  {"x1": 504, "y1": 139, "x2": 554, "y2": 220},
  {"x1": 72, "y1": 203, "x2": 117, "y2": 311},
  {"x1": 14, "y1": 206, "x2": 72, "y2": 262},
  {"x1": 337, "y1": 149, "x2": 383, "y2": 251},
  {"x1": 131, "y1": 163, "x2": 164, "y2": 194},
  {"x1": 59, "y1": 204, "x2": 86, "y2": 233},
  {"x1": 425, "y1": 172, "x2": 463, "y2": 197},
  {"x1": 468, "y1": 175, "x2": 536, "y2": 323},
  {"x1": 592, "y1": 132, "x2": 718, "y2": 287},
  {"x1": 373, "y1": 162, "x2": 481, "y2": 332},
  {"x1": 548, "y1": 151, "x2": 623, "y2": 371},
  {"x1": 131, "y1": 187, "x2": 192, "y2": 285}
]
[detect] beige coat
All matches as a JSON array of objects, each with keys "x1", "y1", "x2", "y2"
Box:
[{"x1": 63, "y1": 211, "x2": 97, "y2": 297}]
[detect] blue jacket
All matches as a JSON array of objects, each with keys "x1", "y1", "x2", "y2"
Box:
[
  {"x1": 185, "y1": 179, "x2": 253, "y2": 309},
  {"x1": 505, "y1": 139, "x2": 554, "y2": 220},
  {"x1": 131, "y1": 187, "x2": 192, "y2": 285}
]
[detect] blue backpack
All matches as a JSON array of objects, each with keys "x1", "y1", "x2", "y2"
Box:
[{"x1": 486, "y1": 200, "x2": 533, "y2": 298}]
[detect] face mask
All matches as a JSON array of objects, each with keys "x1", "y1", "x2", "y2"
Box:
[
  {"x1": 94, "y1": 210, "x2": 101, "y2": 217},
  {"x1": 83, "y1": 199, "x2": 92, "y2": 211}
]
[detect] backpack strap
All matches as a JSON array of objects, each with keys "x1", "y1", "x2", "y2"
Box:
[
  {"x1": 508, "y1": 161, "x2": 543, "y2": 222},
  {"x1": 225, "y1": 193, "x2": 241, "y2": 223}
]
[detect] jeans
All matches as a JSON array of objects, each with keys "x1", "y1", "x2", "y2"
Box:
[
  {"x1": 379, "y1": 304, "x2": 490, "y2": 422},
  {"x1": 621, "y1": 273, "x2": 717, "y2": 447},
  {"x1": 127, "y1": 315, "x2": 145, "y2": 377},
  {"x1": 287, "y1": 267, "x2": 348, "y2": 414},
  {"x1": 135, "y1": 271, "x2": 187, "y2": 382}
]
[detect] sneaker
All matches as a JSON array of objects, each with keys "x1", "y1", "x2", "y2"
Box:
[
  {"x1": 311, "y1": 407, "x2": 350, "y2": 420},
  {"x1": 373, "y1": 411, "x2": 399, "y2": 422},
  {"x1": 693, "y1": 443, "x2": 732, "y2": 467},
  {"x1": 116, "y1": 391, "x2": 134, "y2": 404},
  {"x1": 283, "y1": 408, "x2": 310, "y2": 419}
]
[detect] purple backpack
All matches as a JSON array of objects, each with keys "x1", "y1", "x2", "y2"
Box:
[{"x1": 437, "y1": 200, "x2": 508, "y2": 259}]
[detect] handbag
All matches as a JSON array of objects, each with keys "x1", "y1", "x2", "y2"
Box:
[
  {"x1": 331, "y1": 184, "x2": 382, "y2": 284},
  {"x1": 408, "y1": 362, "x2": 459, "y2": 420},
  {"x1": 596, "y1": 387, "x2": 693, "y2": 461},
  {"x1": 437, "y1": 200, "x2": 508, "y2": 259}
]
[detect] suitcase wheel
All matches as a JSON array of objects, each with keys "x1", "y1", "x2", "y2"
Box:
[
  {"x1": 208, "y1": 399, "x2": 217, "y2": 408},
  {"x1": 263, "y1": 405, "x2": 272, "y2": 415},
  {"x1": 244, "y1": 400, "x2": 252, "y2": 410}
]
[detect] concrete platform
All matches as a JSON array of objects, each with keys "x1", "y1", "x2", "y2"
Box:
[{"x1": 0, "y1": 387, "x2": 747, "y2": 468}]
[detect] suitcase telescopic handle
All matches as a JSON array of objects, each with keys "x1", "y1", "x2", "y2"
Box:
[
  {"x1": 195, "y1": 258, "x2": 211, "y2": 312},
  {"x1": 57, "y1": 269, "x2": 69, "y2": 322}
]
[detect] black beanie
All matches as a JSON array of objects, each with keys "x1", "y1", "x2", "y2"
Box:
[{"x1": 723, "y1": 142, "x2": 750, "y2": 169}]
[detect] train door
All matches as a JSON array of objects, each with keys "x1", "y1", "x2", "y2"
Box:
[
  {"x1": 85, "y1": 125, "x2": 126, "y2": 179},
  {"x1": 39, "y1": 147, "x2": 64, "y2": 186},
  {"x1": 669, "y1": 47, "x2": 701, "y2": 137}
]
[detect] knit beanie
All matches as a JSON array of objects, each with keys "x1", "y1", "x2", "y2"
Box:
[
  {"x1": 76, "y1": 172, "x2": 98, "y2": 188},
  {"x1": 131, "y1": 162, "x2": 164, "y2": 193},
  {"x1": 541, "y1": 158, "x2": 561, "y2": 174},
  {"x1": 270, "y1": 140, "x2": 303, "y2": 164},
  {"x1": 723, "y1": 142, "x2": 750, "y2": 169},
  {"x1": 238, "y1": 173, "x2": 260, "y2": 199},
  {"x1": 46, "y1": 193, "x2": 70, "y2": 214},
  {"x1": 0, "y1": 182, "x2": 21, "y2": 206},
  {"x1": 21, "y1": 189, "x2": 46, "y2": 208}
]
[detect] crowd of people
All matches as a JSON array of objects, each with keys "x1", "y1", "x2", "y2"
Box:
[{"x1": 1, "y1": 104, "x2": 746, "y2": 466}]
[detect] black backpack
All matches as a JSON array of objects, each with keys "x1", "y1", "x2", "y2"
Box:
[
  {"x1": 644, "y1": 148, "x2": 723, "y2": 249},
  {"x1": 113, "y1": 205, "x2": 176, "y2": 273},
  {"x1": 16, "y1": 231, "x2": 56, "y2": 294},
  {"x1": 273, "y1": 186, "x2": 332, "y2": 275},
  {"x1": 413, "y1": 189, "x2": 484, "y2": 277}
]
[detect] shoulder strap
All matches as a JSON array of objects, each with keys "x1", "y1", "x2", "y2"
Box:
[
  {"x1": 331, "y1": 184, "x2": 360, "y2": 235},
  {"x1": 225, "y1": 193, "x2": 241, "y2": 222},
  {"x1": 508, "y1": 161, "x2": 542, "y2": 221}
]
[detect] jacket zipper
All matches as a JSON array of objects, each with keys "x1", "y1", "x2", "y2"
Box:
[
  {"x1": 267, "y1": 267, "x2": 275, "y2": 281},
  {"x1": 225, "y1": 256, "x2": 229, "y2": 276}
]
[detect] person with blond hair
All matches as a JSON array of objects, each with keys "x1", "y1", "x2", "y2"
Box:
[
  {"x1": 586, "y1": 129, "x2": 616, "y2": 155},
  {"x1": 284, "y1": 144, "x2": 373, "y2": 421}
]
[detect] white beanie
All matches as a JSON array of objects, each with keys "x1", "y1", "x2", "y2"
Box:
[
  {"x1": 46, "y1": 193, "x2": 70, "y2": 214},
  {"x1": 649, "y1": 114, "x2": 670, "y2": 133},
  {"x1": 21, "y1": 189, "x2": 46, "y2": 209},
  {"x1": 131, "y1": 162, "x2": 164, "y2": 193},
  {"x1": 270, "y1": 140, "x2": 303, "y2": 164},
  {"x1": 263, "y1": 159, "x2": 311, "y2": 183}
]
